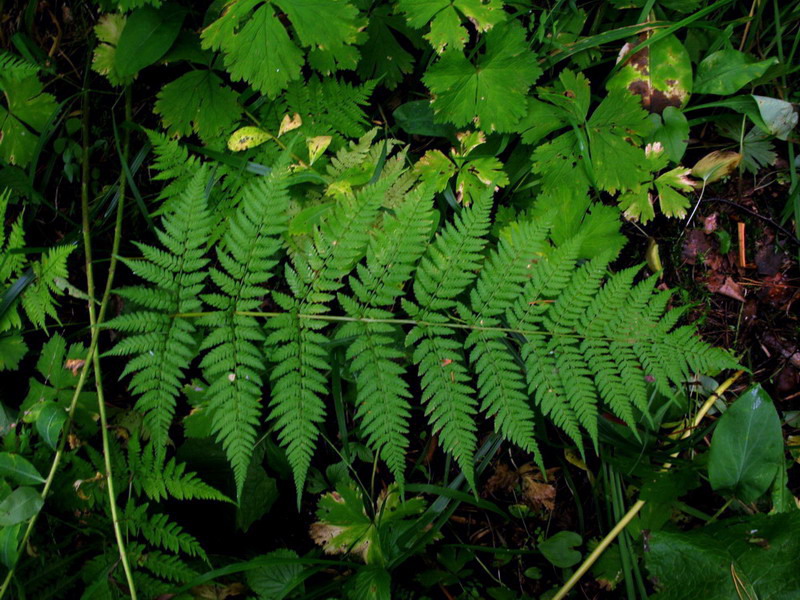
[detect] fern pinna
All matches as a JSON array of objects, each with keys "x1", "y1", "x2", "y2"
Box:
[{"x1": 110, "y1": 139, "x2": 737, "y2": 500}]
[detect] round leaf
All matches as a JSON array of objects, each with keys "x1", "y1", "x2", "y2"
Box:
[
  {"x1": 708, "y1": 385, "x2": 783, "y2": 502},
  {"x1": 539, "y1": 530, "x2": 582, "y2": 568}
]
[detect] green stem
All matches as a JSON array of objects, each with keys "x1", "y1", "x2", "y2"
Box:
[
  {"x1": 0, "y1": 84, "x2": 137, "y2": 600},
  {"x1": 82, "y1": 86, "x2": 138, "y2": 599}
]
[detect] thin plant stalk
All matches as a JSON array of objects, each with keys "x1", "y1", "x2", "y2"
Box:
[
  {"x1": 0, "y1": 86, "x2": 136, "y2": 600},
  {"x1": 552, "y1": 369, "x2": 745, "y2": 600},
  {"x1": 80, "y1": 87, "x2": 138, "y2": 599}
]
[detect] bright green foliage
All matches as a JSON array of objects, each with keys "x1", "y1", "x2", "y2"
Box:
[
  {"x1": 619, "y1": 142, "x2": 694, "y2": 222},
  {"x1": 423, "y1": 23, "x2": 542, "y2": 132},
  {"x1": 0, "y1": 65, "x2": 58, "y2": 166},
  {"x1": 528, "y1": 70, "x2": 652, "y2": 195},
  {"x1": 201, "y1": 0, "x2": 362, "y2": 98},
  {"x1": 338, "y1": 185, "x2": 436, "y2": 485},
  {"x1": 280, "y1": 76, "x2": 376, "y2": 142},
  {"x1": 144, "y1": 129, "x2": 201, "y2": 211},
  {"x1": 398, "y1": 0, "x2": 507, "y2": 53},
  {"x1": 505, "y1": 245, "x2": 738, "y2": 453},
  {"x1": 155, "y1": 69, "x2": 242, "y2": 144},
  {"x1": 460, "y1": 218, "x2": 550, "y2": 465},
  {"x1": 92, "y1": 13, "x2": 133, "y2": 87},
  {"x1": 105, "y1": 167, "x2": 212, "y2": 458},
  {"x1": 311, "y1": 481, "x2": 426, "y2": 565},
  {"x1": 267, "y1": 175, "x2": 392, "y2": 498},
  {"x1": 126, "y1": 503, "x2": 208, "y2": 562},
  {"x1": 405, "y1": 190, "x2": 494, "y2": 489},
  {"x1": 126, "y1": 435, "x2": 230, "y2": 502},
  {"x1": 200, "y1": 169, "x2": 289, "y2": 497},
  {"x1": 0, "y1": 191, "x2": 75, "y2": 332}
]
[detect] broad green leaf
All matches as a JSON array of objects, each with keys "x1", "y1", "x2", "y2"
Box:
[
  {"x1": 247, "y1": 548, "x2": 305, "y2": 600},
  {"x1": 227, "y1": 126, "x2": 272, "y2": 152},
  {"x1": 0, "y1": 523, "x2": 21, "y2": 568},
  {"x1": 646, "y1": 512, "x2": 800, "y2": 600},
  {"x1": 92, "y1": 13, "x2": 133, "y2": 87},
  {"x1": 236, "y1": 462, "x2": 278, "y2": 532},
  {"x1": 0, "y1": 333, "x2": 27, "y2": 371},
  {"x1": 415, "y1": 150, "x2": 456, "y2": 192},
  {"x1": 155, "y1": 70, "x2": 242, "y2": 144},
  {"x1": 708, "y1": 385, "x2": 783, "y2": 503},
  {"x1": 202, "y1": 0, "x2": 361, "y2": 97},
  {"x1": 649, "y1": 106, "x2": 689, "y2": 163},
  {"x1": 0, "y1": 487, "x2": 43, "y2": 526},
  {"x1": 653, "y1": 166, "x2": 693, "y2": 219},
  {"x1": 347, "y1": 566, "x2": 391, "y2": 600},
  {"x1": 753, "y1": 95, "x2": 798, "y2": 140},
  {"x1": 202, "y1": 0, "x2": 304, "y2": 98},
  {"x1": 0, "y1": 453, "x2": 45, "y2": 485},
  {"x1": 607, "y1": 33, "x2": 692, "y2": 112},
  {"x1": 0, "y1": 76, "x2": 58, "y2": 166},
  {"x1": 455, "y1": 156, "x2": 508, "y2": 204},
  {"x1": 357, "y1": 6, "x2": 416, "y2": 90},
  {"x1": 399, "y1": 0, "x2": 507, "y2": 53},
  {"x1": 35, "y1": 402, "x2": 67, "y2": 450},
  {"x1": 694, "y1": 50, "x2": 778, "y2": 95},
  {"x1": 539, "y1": 531, "x2": 582, "y2": 568},
  {"x1": 114, "y1": 4, "x2": 186, "y2": 77},
  {"x1": 393, "y1": 101, "x2": 456, "y2": 138},
  {"x1": 423, "y1": 23, "x2": 542, "y2": 132}
]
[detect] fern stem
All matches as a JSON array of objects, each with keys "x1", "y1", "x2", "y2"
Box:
[
  {"x1": 551, "y1": 369, "x2": 745, "y2": 600},
  {"x1": 174, "y1": 310, "x2": 648, "y2": 343}
]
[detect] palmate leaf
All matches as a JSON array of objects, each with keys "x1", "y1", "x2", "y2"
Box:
[
  {"x1": 201, "y1": 0, "x2": 362, "y2": 98},
  {"x1": 530, "y1": 70, "x2": 653, "y2": 195},
  {"x1": 155, "y1": 70, "x2": 242, "y2": 145},
  {"x1": 398, "y1": 0, "x2": 507, "y2": 53},
  {"x1": 0, "y1": 74, "x2": 58, "y2": 167},
  {"x1": 423, "y1": 22, "x2": 541, "y2": 132}
]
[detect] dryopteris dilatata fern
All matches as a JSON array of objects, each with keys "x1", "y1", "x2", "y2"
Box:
[
  {"x1": 105, "y1": 166, "x2": 212, "y2": 459},
  {"x1": 109, "y1": 140, "x2": 737, "y2": 501}
]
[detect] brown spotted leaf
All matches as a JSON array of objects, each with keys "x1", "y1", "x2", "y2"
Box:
[{"x1": 607, "y1": 33, "x2": 692, "y2": 114}]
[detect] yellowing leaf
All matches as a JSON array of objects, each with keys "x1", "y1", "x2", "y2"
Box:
[
  {"x1": 692, "y1": 150, "x2": 742, "y2": 183},
  {"x1": 227, "y1": 126, "x2": 272, "y2": 152},
  {"x1": 415, "y1": 149, "x2": 456, "y2": 192},
  {"x1": 278, "y1": 112, "x2": 302, "y2": 136},
  {"x1": 307, "y1": 135, "x2": 332, "y2": 164}
]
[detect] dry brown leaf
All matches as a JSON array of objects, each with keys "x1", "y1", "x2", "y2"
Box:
[{"x1": 65, "y1": 358, "x2": 85, "y2": 376}]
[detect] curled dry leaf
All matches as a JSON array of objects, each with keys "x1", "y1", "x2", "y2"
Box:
[
  {"x1": 692, "y1": 150, "x2": 742, "y2": 183},
  {"x1": 65, "y1": 358, "x2": 85, "y2": 376}
]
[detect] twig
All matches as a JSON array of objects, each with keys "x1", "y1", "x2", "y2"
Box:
[{"x1": 706, "y1": 196, "x2": 800, "y2": 246}]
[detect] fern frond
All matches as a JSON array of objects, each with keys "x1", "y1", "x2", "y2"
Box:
[
  {"x1": 137, "y1": 509, "x2": 208, "y2": 563},
  {"x1": 106, "y1": 167, "x2": 212, "y2": 455},
  {"x1": 0, "y1": 51, "x2": 39, "y2": 84},
  {"x1": 268, "y1": 177, "x2": 391, "y2": 496},
  {"x1": 200, "y1": 169, "x2": 290, "y2": 496},
  {"x1": 145, "y1": 129, "x2": 201, "y2": 213},
  {"x1": 462, "y1": 218, "x2": 551, "y2": 460},
  {"x1": 405, "y1": 190, "x2": 494, "y2": 488},
  {"x1": 20, "y1": 244, "x2": 75, "y2": 330},
  {"x1": 282, "y1": 76, "x2": 376, "y2": 142},
  {"x1": 338, "y1": 185, "x2": 436, "y2": 484}
]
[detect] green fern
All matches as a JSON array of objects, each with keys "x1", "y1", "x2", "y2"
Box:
[
  {"x1": 105, "y1": 167, "x2": 212, "y2": 457},
  {"x1": 108, "y1": 143, "x2": 738, "y2": 500},
  {"x1": 0, "y1": 51, "x2": 39, "y2": 84},
  {"x1": 200, "y1": 168, "x2": 289, "y2": 496},
  {"x1": 337, "y1": 184, "x2": 436, "y2": 484},
  {"x1": 267, "y1": 175, "x2": 395, "y2": 497},
  {"x1": 404, "y1": 189, "x2": 494, "y2": 490}
]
